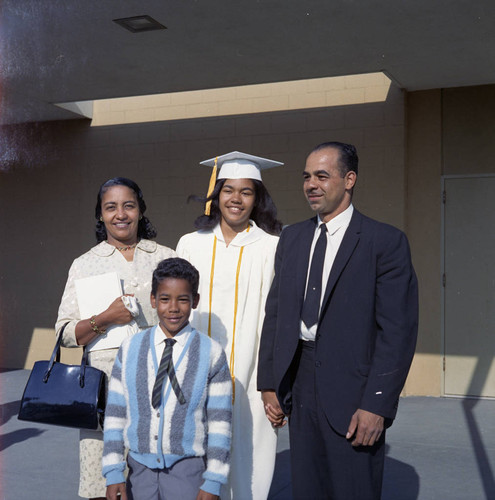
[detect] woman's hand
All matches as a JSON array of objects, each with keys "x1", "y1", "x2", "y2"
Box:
[
  {"x1": 75, "y1": 295, "x2": 135, "y2": 346},
  {"x1": 262, "y1": 390, "x2": 287, "y2": 427},
  {"x1": 101, "y1": 295, "x2": 135, "y2": 326}
]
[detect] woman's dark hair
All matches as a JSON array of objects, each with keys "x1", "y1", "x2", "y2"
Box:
[
  {"x1": 191, "y1": 178, "x2": 283, "y2": 235},
  {"x1": 151, "y1": 258, "x2": 200, "y2": 297},
  {"x1": 95, "y1": 177, "x2": 157, "y2": 243}
]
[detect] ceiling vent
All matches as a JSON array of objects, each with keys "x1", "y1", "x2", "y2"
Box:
[{"x1": 113, "y1": 15, "x2": 167, "y2": 33}]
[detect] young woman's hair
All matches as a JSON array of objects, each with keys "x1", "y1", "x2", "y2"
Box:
[
  {"x1": 191, "y1": 179, "x2": 283, "y2": 235},
  {"x1": 95, "y1": 177, "x2": 157, "y2": 243},
  {"x1": 151, "y1": 258, "x2": 200, "y2": 297}
]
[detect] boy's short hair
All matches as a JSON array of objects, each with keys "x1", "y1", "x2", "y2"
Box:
[{"x1": 151, "y1": 258, "x2": 200, "y2": 297}]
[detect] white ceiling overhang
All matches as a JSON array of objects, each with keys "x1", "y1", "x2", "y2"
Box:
[{"x1": 2, "y1": 0, "x2": 495, "y2": 125}]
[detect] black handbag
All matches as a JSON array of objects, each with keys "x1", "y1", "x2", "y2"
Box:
[{"x1": 18, "y1": 323, "x2": 106, "y2": 430}]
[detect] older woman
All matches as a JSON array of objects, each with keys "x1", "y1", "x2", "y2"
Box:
[
  {"x1": 176, "y1": 152, "x2": 283, "y2": 500},
  {"x1": 55, "y1": 177, "x2": 175, "y2": 500}
]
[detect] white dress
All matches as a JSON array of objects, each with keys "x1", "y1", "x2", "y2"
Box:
[
  {"x1": 55, "y1": 239, "x2": 176, "y2": 498},
  {"x1": 177, "y1": 221, "x2": 279, "y2": 500}
]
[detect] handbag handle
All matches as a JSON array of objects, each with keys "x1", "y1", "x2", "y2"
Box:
[{"x1": 43, "y1": 322, "x2": 90, "y2": 388}]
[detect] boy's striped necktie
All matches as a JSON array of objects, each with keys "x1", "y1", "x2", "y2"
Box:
[{"x1": 152, "y1": 338, "x2": 186, "y2": 407}]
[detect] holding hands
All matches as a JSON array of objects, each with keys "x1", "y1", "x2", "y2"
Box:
[{"x1": 262, "y1": 390, "x2": 287, "y2": 428}]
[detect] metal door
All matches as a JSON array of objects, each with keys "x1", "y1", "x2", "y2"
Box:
[{"x1": 443, "y1": 176, "x2": 495, "y2": 397}]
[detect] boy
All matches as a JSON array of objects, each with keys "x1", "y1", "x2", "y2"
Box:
[{"x1": 102, "y1": 258, "x2": 232, "y2": 500}]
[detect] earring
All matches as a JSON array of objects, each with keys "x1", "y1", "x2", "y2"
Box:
[
  {"x1": 139, "y1": 215, "x2": 143, "y2": 220},
  {"x1": 99, "y1": 217, "x2": 103, "y2": 222}
]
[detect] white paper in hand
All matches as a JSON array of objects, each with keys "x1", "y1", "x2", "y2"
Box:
[
  {"x1": 75, "y1": 272, "x2": 122, "y2": 318},
  {"x1": 75, "y1": 272, "x2": 137, "y2": 352}
]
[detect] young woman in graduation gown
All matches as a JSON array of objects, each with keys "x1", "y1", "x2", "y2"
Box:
[{"x1": 176, "y1": 152, "x2": 283, "y2": 500}]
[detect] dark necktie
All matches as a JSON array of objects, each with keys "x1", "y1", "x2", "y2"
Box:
[
  {"x1": 152, "y1": 338, "x2": 186, "y2": 408},
  {"x1": 301, "y1": 224, "x2": 328, "y2": 329}
]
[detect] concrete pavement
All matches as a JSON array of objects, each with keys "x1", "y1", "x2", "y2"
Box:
[{"x1": 1, "y1": 369, "x2": 494, "y2": 499}]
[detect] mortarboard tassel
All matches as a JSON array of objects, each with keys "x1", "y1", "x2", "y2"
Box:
[{"x1": 204, "y1": 157, "x2": 218, "y2": 216}]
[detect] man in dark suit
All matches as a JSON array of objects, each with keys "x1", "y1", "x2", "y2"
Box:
[{"x1": 257, "y1": 142, "x2": 418, "y2": 499}]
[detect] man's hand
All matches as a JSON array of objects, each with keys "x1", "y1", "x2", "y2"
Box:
[
  {"x1": 196, "y1": 490, "x2": 219, "y2": 500},
  {"x1": 106, "y1": 482, "x2": 127, "y2": 500},
  {"x1": 261, "y1": 390, "x2": 287, "y2": 427},
  {"x1": 346, "y1": 408, "x2": 384, "y2": 447}
]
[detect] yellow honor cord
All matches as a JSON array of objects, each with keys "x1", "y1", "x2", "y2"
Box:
[
  {"x1": 204, "y1": 157, "x2": 218, "y2": 216},
  {"x1": 208, "y1": 225, "x2": 250, "y2": 404},
  {"x1": 207, "y1": 236, "x2": 217, "y2": 338}
]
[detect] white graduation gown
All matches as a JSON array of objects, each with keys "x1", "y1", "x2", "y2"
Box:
[{"x1": 177, "y1": 221, "x2": 279, "y2": 500}]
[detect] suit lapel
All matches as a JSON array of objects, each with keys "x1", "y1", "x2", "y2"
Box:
[{"x1": 320, "y1": 210, "x2": 362, "y2": 311}]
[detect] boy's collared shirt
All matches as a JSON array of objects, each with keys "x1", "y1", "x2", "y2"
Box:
[{"x1": 154, "y1": 322, "x2": 192, "y2": 363}]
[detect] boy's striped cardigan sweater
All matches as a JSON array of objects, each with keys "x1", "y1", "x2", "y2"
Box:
[{"x1": 102, "y1": 326, "x2": 232, "y2": 496}]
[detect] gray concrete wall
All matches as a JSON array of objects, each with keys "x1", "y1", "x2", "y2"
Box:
[{"x1": 442, "y1": 85, "x2": 495, "y2": 176}]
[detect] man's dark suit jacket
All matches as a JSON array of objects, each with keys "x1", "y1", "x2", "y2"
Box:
[{"x1": 257, "y1": 209, "x2": 419, "y2": 435}]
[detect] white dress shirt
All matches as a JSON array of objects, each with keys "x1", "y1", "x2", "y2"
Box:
[
  {"x1": 300, "y1": 204, "x2": 354, "y2": 341},
  {"x1": 154, "y1": 323, "x2": 192, "y2": 363}
]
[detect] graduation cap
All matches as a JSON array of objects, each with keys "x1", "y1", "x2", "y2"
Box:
[{"x1": 200, "y1": 151, "x2": 283, "y2": 215}]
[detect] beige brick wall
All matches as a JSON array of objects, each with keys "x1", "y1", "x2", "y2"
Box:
[
  {"x1": 404, "y1": 89, "x2": 443, "y2": 396},
  {"x1": 3, "y1": 83, "x2": 494, "y2": 396},
  {"x1": 1, "y1": 79, "x2": 406, "y2": 372}
]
